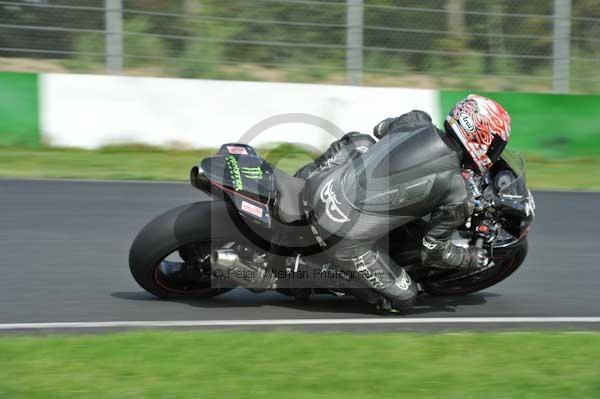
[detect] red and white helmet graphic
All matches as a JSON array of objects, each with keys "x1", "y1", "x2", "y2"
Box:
[{"x1": 446, "y1": 94, "x2": 511, "y2": 172}]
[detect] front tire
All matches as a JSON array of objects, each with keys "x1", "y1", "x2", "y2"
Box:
[{"x1": 423, "y1": 238, "x2": 528, "y2": 296}]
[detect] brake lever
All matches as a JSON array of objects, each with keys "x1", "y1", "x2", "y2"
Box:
[{"x1": 474, "y1": 222, "x2": 497, "y2": 268}]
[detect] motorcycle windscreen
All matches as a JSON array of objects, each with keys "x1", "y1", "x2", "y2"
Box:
[
  {"x1": 497, "y1": 149, "x2": 527, "y2": 197},
  {"x1": 493, "y1": 149, "x2": 535, "y2": 235}
]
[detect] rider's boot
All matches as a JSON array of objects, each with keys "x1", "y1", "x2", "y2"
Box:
[
  {"x1": 284, "y1": 254, "x2": 386, "y2": 307},
  {"x1": 338, "y1": 249, "x2": 418, "y2": 312}
]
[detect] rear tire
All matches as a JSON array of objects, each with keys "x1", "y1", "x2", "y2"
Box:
[{"x1": 129, "y1": 201, "x2": 244, "y2": 299}]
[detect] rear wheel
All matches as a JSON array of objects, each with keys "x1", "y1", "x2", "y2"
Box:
[
  {"x1": 129, "y1": 201, "x2": 242, "y2": 299},
  {"x1": 150, "y1": 241, "x2": 232, "y2": 298},
  {"x1": 422, "y1": 238, "x2": 528, "y2": 296}
]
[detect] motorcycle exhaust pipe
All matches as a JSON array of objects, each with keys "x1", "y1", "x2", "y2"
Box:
[
  {"x1": 211, "y1": 249, "x2": 238, "y2": 268},
  {"x1": 190, "y1": 165, "x2": 211, "y2": 191},
  {"x1": 212, "y1": 249, "x2": 275, "y2": 290}
]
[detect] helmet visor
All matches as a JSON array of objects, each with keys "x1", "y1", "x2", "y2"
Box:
[{"x1": 487, "y1": 134, "x2": 508, "y2": 164}]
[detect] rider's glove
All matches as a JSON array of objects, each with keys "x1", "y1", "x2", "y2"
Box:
[
  {"x1": 422, "y1": 237, "x2": 489, "y2": 271},
  {"x1": 373, "y1": 118, "x2": 393, "y2": 139},
  {"x1": 462, "y1": 247, "x2": 489, "y2": 270},
  {"x1": 373, "y1": 111, "x2": 434, "y2": 140}
]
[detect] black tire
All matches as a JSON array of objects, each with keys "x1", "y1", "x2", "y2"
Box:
[
  {"x1": 422, "y1": 238, "x2": 528, "y2": 296},
  {"x1": 129, "y1": 200, "x2": 246, "y2": 299}
]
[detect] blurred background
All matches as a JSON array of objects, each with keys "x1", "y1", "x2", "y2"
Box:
[
  {"x1": 1, "y1": 0, "x2": 599, "y2": 189},
  {"x1": 1, "y1": 0, "x2": 598, "y2": 93},
  {"x1": 1, "y1": 4, "x2": 600, "y2": 397}
]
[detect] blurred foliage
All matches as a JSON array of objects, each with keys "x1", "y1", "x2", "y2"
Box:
[
  {"x1": 2, "y1": 0, "x2": 600, "y2": 90},
  {"x1": 123, "y1": 17, "x2": 168, "y2": 68}
]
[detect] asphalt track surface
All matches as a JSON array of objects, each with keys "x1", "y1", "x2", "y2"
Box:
[{"x1": 1, "y1": 179, "x2": 599, "y2": 332}]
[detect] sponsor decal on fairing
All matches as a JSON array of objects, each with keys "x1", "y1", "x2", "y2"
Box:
[
  {"x1": 225, "y1": 156, "x2": 243, "y2": 191},
  {"x1": 226, "y1": 145, "x2": 248, "y2": 155},
  {"x1": 241, "y1": 200, "x2": 264, "y2": 218},
  {"x1": 241, "y1": 166, "x2": 263, "y2": 180}
]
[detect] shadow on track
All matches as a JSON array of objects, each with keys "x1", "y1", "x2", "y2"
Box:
[{"x1": 111, "y1": 290, "x2": 497, "y2": 316}]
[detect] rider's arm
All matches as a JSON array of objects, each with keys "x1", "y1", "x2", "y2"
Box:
[
  {"x1": 421, "y1": 202, "x2": 472, "y2": 269},
  {"x1": 421, "y1": 173, "x2": 485, "y2": 270}
]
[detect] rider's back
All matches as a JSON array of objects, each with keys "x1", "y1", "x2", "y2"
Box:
[{"x1": 304, "y1": 111, "x2": 467, "y2": 243}]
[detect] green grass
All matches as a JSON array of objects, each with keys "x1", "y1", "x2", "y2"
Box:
[
  {"x1": 0, "y1": 331, "x2": 599, "y2": 398},
  {"x1": 0, "y1": 145, "x2": 599, "y2": 190},
  {"x1": 0, "y1": 145, "x2": 316, "y2": 181},
  {"x1": 526, "y1": 157, "x2": 600, "y2": 191}
]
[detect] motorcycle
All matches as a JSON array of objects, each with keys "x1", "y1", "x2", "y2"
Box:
[{"x1": 129, "y1": 143, "x2": 534, "y2": 310}]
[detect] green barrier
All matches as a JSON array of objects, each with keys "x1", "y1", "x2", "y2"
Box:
[
  {"x1": 440, "y1": 90, "x2": 600, "y2": 159},
  {"x1": 0, "y1": 72, "x2": 40, "y2": 146}
]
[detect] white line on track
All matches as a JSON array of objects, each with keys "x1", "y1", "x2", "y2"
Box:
[{"x1": 1, "y1": 317, "x2": 600, "y2": 330}]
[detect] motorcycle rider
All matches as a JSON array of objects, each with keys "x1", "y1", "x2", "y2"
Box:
[{"x1": 298, "y1": 94, "x2": 511, "y2": 312}]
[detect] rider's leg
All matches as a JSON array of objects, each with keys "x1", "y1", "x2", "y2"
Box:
[
  {"x1": 334, "y1": 242, "x2": 418, "y2": 312},
  {"x1": 299, "y1": 137, "x2": 418, "y2": 311},
  {"x1": 286, "y1": 250, "x2": 408, "y2": 309}
]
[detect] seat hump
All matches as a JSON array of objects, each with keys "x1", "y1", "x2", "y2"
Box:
[{"x1": 274, "y1": 169, "x2": 306, "y2": 224}]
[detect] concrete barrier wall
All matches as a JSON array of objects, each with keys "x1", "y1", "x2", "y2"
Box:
[
  {"x1": 39, "y1": 73, "x2": 439, "y2": 150},
  {"x1": 2, "y1": 71, "x2": 600, "y2": 157}
]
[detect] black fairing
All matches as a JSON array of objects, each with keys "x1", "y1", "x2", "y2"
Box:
[
  {"x1": 197, "y1": 144, "x2": 276, "y2": 227},
  {"x1": 196, "y1": 143, "x2": 307, "y2": 230},
  {"x1": 200, "y1": 144, "x2": 275, "y2": 203}
]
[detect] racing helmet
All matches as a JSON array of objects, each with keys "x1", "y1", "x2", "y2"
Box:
[{"x1": 445, "y1": 94, "x2": 511, "y2": 172}]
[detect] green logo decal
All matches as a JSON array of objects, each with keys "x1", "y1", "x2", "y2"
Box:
[
  {"x1": 241, "y1": 166, "x2": 263, "y2": 180},
  {"x1": 226, "y1": 156, "x2": 243, "y2": 191}
]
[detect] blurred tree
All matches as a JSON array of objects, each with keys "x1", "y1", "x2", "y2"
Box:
[
  {"x1": 0, "y1": 0, "x2": 103, "y2": 58},
  {"x1": 3, "y1": 0, "x2": 598, "y2": 88},
  {"x1": 572, "y1": 0, "x2": 600, "y2": 54}
]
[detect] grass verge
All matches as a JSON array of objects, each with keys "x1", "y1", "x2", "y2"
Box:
[
  {"x1": 1, "y1": 145, "x2": 599, "y2": 190},
  {"x1": 0, "y1": 145, "x2": 314, "y2": 182},
  {"x1": 0, "y1": 331, "x2": 599, "y2": 399}
]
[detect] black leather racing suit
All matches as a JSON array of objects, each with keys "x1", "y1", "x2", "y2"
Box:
[{"x1": 299, "y1": 111, "x2": 476, "y2": 311}]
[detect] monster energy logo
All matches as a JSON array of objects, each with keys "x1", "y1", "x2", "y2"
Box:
[
  {"x1": 226, "y1": 156, "x2": 243, "y2": 191},
  {"x1": 241, "y1": 166, "x2": 263, "y2": 180},
  {"x1": 225, "y1": 157, "x2": 263, "y2": 191}
]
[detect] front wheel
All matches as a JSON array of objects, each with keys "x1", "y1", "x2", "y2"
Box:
[
  {"x1": 422, "y1": 238, "x2": 528, "y2": 296},
  {"x1": 129, "y1": 201, "x2": 244, "y2": 299}
]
